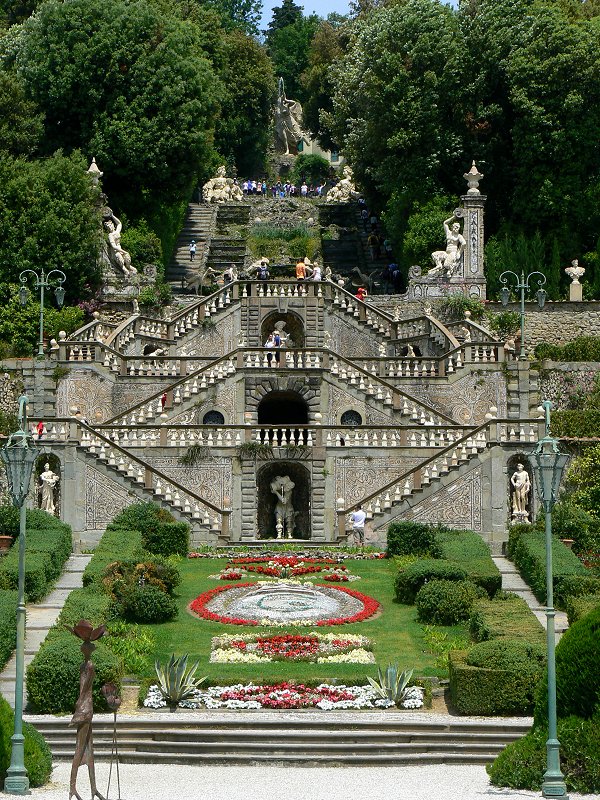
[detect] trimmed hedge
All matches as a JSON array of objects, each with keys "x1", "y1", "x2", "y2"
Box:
[
  {"x1": 466, "y1": 640, "x2": 546, "y2": 671},
  {"x1": 82, "y1": 527, "x2": 144, "y2": 587},
  {"x1": 488, "y1": 713, "x2": 600, "y2": 793},
  {"x1": 0, "y1": 523, "x2": 72, "y2": 601},
  {"x1": 26, "y1": 631, "x2": 123, "y2": 714},
  {"x1": 0, "y1": 590, "x2": 17, "y2": 671},
  {"x1": 507, "y1": 527, "x2": 589, "y2": 607},
  {"x1": 565, "y1": 593, "x2": 600, "y2": 625},
  {"x1": 56, "y1": 586, "x2": 112, "y2": 629},
  {"x1": 142, "y1": 521, "x2": 189, "y2": 558},
  {"x1": 469, "y1": 594, "x2": 545, "y2": 644},
  {"x1": 395, "y1": 559, "x2": 467, "y2": 604},
  {"x1": 0, "y1": 696, "x2": 52, "y2": 788},
  {"x1": 119, "y1": 584, "x2": 178, "y2": 623},
  {"x1": 416, "y1": 579, "x2": 482, "y2": 625},
  {"x1": 449, "y1": 646, "x2": 545, "y2": 715},
  {"x1": 0, "y1": 507, "x2": 68, "y2": 538},
  {"x1": 535, "y1": 336, "x2": 600, "y2": 361},
  {"x1": 0, "y1": 553, "x2": 49, "y2": 603},
  {"x1": 112, "y1": 502, "x2": 175, "y2": 536},
  {"x1": 386, "y1": 521, "x2": 443, "y2": 558},
  {"x1": 436, "y1": 529, "x2": 502, "y2": 597}
]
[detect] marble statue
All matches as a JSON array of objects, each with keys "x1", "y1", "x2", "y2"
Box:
[
  {"x1": 510, "y1": 463, "x2": 531, "y2": 521},
  {"x1": 271, "y1": 475, "x2": 296, "y2": 538},
  {"x1": 324, "y1": 266, "x2": 333, "y2": 282},
  {"x1": 566, "y1": 259, "x2": 585, "y2": 284},
  {"x1": 104, "y1": 212, "x2": 135, "y2": 278},
  {"x1": 40, "y1": 463, "x2": 59, "y2": 515},
  {"x1": 202, "y1": 166, "x2": 244, "y2": 203},
  {"x1": 326, "y1": 166, "x2": 359, "y2": 203},
  {"x1": 459, "y1": 325, "x2": 471, "y2": 343},
  {"x1": 275, "y1": 77, "x2": 305, "y2": 155},
  {"x1": 428, "y1": 215, "x2": 466, "y2": 277}
]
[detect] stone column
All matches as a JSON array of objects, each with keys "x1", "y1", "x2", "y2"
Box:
[{"x1": 450, "y1": 161, "x2": 487, "y2": 300}]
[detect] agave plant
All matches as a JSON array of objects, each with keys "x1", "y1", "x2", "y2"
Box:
[
  {"x1": 155, "y1": 654, "x2": 206, "y2": 711},
  {"x1": 367, "y1": 664, "x2": 414, "y2": 707}
]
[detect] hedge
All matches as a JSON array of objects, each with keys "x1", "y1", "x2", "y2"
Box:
[
  {"x1": 55, "y1": 586, "x2": 112, "y2": 629},
  {"x1": 0, "y1": 591, "x2": 17, "y2": 671},
  {"x1": 507, "y1": 528, "x2": 589, "y2": 607},
  {"x1": 142, "y1": 521, "x2": 189, "y2": 558},
  {"x1": 436, "y1": 529, "x2": 502, "y2": 597},
  {"x1": 565, "y1": 593, "x2": 600, "y2": 625},
  {"x1": 82, "y1": 527, "x2": 144, "y2": 587},
  {"x1": 0, "y1": 523, "x2": 72, "y2": 601},
  {"x1": 469, "y1": 594, "x2": 545, "y2": 645},
  {"x1": 386, "y1": 521, "x2": 443, "y2": 558},
  {"x1": 26, "y1": 631, "x2": 123, "y2": 714},
  {"x1": 448, "y1": 647, "x2": 545, "y2": 716},
  {"x1": 0, "y1": 696, "x2": 52, "y2": 788},
  {"x1": 0, "y1": 553, "x2": 49, "y2": 603},
  {"x1": 416, "y1": 579, "x2": 482, "y2": 625},
  {"x1": 534, "y1": 336, "x2": 600, "y2": 361},
  {"x1": 0, "y1": 507, "x2": 69, "y2": 538},
  {"x1": 551, "y1": 410, "x2": 600, "y2": 439},
  {"x1": 112, "y1": 502, "x2": 175, "y2": 536},
  {"x1": 394, "y1": 559, "x2": 467, "y2": 604}
]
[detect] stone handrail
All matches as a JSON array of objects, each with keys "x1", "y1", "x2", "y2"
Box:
[{"x1": 67, "y1": 318, "x2": 117, "y2": 343}]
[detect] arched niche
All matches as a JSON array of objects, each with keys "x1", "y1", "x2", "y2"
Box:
[
  {"x1": 258, "y1": 391, "x2": 309, "y2": 426},
  {"x1": 260, "y1": 311, "x2": 305, "y2": 348},
  {"x1": 257, "y1": 461, "x2": 311, "y2": 539},
  {"x1": 507, "y1": 454, "x2": 534, "y2": 525},
  {"x1": 35, "y1": 453, "x2": 61, "y2": 518},
  {"x1": 202, "y1": 410, "x2": 225, "y2": 425}
]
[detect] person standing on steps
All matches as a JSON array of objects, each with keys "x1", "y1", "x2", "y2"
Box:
[
  {"x1": 351, "y1": 505, "x2": 367, "y2": 546},
  {"x1": 264, "y1": 333, "x2": 275, "y2": 367},
  {"x1": 189, "y1": 240, "x2": 196, "y2": 261},
  {"x1": 273, "y1": 329, "x2": 282, "y2": 367}
]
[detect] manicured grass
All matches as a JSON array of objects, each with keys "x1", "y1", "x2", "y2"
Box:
[{"x1": 140, "y1": 558, "x2": 444, "y2": 684}]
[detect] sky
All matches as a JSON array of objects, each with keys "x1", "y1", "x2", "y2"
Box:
[{"x1": 260, "y1": 0, "x2": 350, "y2": 28}]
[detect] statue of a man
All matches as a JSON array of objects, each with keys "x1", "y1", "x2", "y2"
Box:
[
  {"x1": 429, "y1": 215, "x2": 466, "y2": 277},
  {"x1": 270, "y1": 475, "x2": 296, "y2": 538},
  {"x1": 511, "y1": 463, "x2": 531, "y2": 518},
  {"x1": 104, "y1": 213, "x2": 135, "y2": 278},
  {"x1": 40, "y1": 463, "x2": 59, "y2": 515},
  {"x1": 275, "y1": 77, "x2": 305, "y2": 155}
]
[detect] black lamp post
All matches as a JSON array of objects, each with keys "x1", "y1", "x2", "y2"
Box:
[
  {"x1": 531, "y1": 400, "x2": 570, "y2": 800},
  {"x1": 18, "y1": 269, "x2": 67, "y2": 360},
  {"x1": 0, "y1": 396, "x2": 38, "y2": 795},
  {"x1": 500, "y1": 270, "x2": 547, "y2": 359}
]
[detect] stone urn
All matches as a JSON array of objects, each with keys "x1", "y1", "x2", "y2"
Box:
[{"x1": 0, "y1": 536, "x2": 14, "y2": 553}]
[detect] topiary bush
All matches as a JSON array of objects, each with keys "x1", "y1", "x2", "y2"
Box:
[
  {"x1": 436, "y1": 529, "x2": 501, "y2": 597},
  {"x1": 394, "y1": 559, "x2": 467, "y2": 604},
  {"x1": 0, "y1": 696, "x2": 52, "y2": 788},
  {"x1": 469, "y1": 593, "x2": 545, "y2": 644},
  {"x1": 534, "y1": 605, "x2": 600, "y2": 724},
  {"x1": 488, "y1": 713, "x2": 600, "y2": 793},
  {"x1": 0, "y1": 590, "x2": 17, "y2": 671},
  {"x1": 141, "y1": 521, "x2": 189, "y2": 558},
  {"x1": 26, "y1": 632, "x2": 123, "y2": 714},
  {"x1": 82, "y1": 527, "x2": 144, "y2": 587},
  {"x1": 102, "y1": 558, "x2": 180, "y2": 599},
  {"x1": 565, "y1": 593, "x2": 600, "y2": 625},
  {"x1": 56, "y1": 586, "x2": 112, "y2": 629},
  {"x1": 112, "y1": 502, "x2": 175, "y2": 536},
  {"x1": 416, "y1": 579, "x2": 482, "y2": 625},
  {"x1": 466, "y1": 640, "x2": 546, "y2": 672},
  {"x1": 0, "y1": 552, "x2": 49, "y2": 603},
  {"x1": 386, "y1": 521, "x2": 443, "y2": 558},
  {"x1": 119, "y1": 585, "x2": 178, "y2": 623}
]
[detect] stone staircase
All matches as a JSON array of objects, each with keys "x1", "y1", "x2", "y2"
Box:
[
  {"x1": 28, "y1": 714, "x2": 529, "y2": 766},
  {"x1": 167, "y1": 204, "x2": 217, "y2": 293}
]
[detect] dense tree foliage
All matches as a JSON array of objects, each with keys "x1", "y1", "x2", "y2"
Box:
[
  {"x1": 0, "y1": 71, "x2": 42, "y2": 156},
  {"x1": 200, "y1": 0, "x2": 262, "y2": 35},
  {"x1": 265, "y1": 0, "x2": 303, "y2": 39},
  {"x1": 267, "y1": 6, "x2": 320, "y2": 103}
]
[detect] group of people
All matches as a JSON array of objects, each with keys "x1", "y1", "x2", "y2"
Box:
[{"x1": 240, "y1": 179, "x2": 327, "y2": 199}]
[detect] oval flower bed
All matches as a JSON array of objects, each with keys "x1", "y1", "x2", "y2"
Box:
[
  {"x1": 210, "y1": 632, "x2": 374, "y2": 664},
  {"x1": 144, "y1": 682, "x2": 424, "y2": 710},
  {"x1": 189, "y1": 582, "x2": 380, "y2": 627}
]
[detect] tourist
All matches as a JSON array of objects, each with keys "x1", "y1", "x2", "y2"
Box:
[
  {"x1": 301, "y1": 182, "x2": 308, "y2": 198},
  {"x1": 367, "y1": 231, "x2": 381, "y2": 260},
  {"x1": 312, "y1": 263, "x2": 322, "y2": 281},
  {"x1": 295, "y1": 258, "x2": 307, "y2": 284},
  {"x1": 351, "y1": 505, "x2": 367, "y2": 546},
  {"x1": 262, "y1": 181, "x2": 267, "y2": 196},
  {"x1": 223, "y1": 264, "x2": 235, "y2": 284},
  {"x1": 36, "y1": 420, "x2": 45, "y2": 440},
  {"x1": 264, "y1": 333, "x2": 275, "y2": 367},
  {"x1": 361, "y1": 207, "x2": 369, "y2": 231},
  {"x1": 189, "y1": 240, "x2": 196, "y2": 261},
  {"x1": 273, "y1": 329, "x2": 282, "y2": 366},
  {"x1": 256, "y1": 258, "x2": 270, "y2": 293},
  {"x1": 160, "y1": 392, "x2": 167, "y2": 411},
  {"x1": 242, "y1": 180, "x2": 249, "y2": 195},
  {"x1": 356, "y1": 286, "x2": 368, "y2": 302}
]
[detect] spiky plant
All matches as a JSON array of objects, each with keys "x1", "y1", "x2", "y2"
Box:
[
  {"x1": 155, "y1": 654, "x2": 206, "y2": 711},
  {"x1": 367, "y1": 665, "x2": 414, "y2": 707}
]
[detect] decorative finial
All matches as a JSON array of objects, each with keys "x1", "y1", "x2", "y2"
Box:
[
  {"x1": 87, "y1": 158, "x2": 103, "y2": 185},
  {"x1": 463, "y1": 160, "x2": 484, "y2": 195}
]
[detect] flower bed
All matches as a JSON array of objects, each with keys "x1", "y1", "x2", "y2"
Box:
[
  {"x1": 188, "y1": 550, "x2": 385, "y2": 561},
  {"x1": 189, "y1": 582, "x2": 380, "y2": 627},
  {"x1": 210, "y1": 632, "x2": 374, "y2": 664},
  {"x1": 144, "y1": 682, "x2": 424, "y2": 710},
  {"x1": 208, "y1": 558, "x2": 360, "y2": 582}
]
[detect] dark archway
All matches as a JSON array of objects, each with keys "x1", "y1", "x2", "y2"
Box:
[
  {"x1": 203, "y1": 410, "x2": 225, "y2": 425},
  {"x1": 260, "y1": 311, "x2": 305, "y2": 349},
  {"x1": 257, "y1": 461, "x2": 311, "y2": 539},
  {"x1": 258, "y1": 391, "x2": 308, "y2": 426}
]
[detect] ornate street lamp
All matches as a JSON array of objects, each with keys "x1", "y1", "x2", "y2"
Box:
[
  {"x1": 500, "y1": 270, "x2": 547, "y2": 359},
  {"x1": 0, "y1": 396, "x2": 38, "y2": 795},
  {"x1": 18, "y1": 268, "x2": 67, "y2": 360},
  {"x1": 530, "y1": 400, "x2": 570, "y2": 800}
]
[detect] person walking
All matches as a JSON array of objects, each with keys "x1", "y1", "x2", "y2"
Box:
[
  {"x1": 351, "y1": 505, "x2": 367, "y2": 546},
  {"x1": 189, "y1": 240, "x2": 197, "y2": 261}
]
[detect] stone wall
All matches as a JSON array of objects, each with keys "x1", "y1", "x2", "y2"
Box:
[{"x1": 539, "y1": 362, "x2": 599, "y2": 411}]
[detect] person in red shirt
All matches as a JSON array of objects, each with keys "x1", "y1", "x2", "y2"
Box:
[{"x1": 356, "y1": 286, "x2": 368, "y2": 302}]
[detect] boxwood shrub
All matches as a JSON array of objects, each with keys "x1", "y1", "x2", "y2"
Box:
[
  {"x1": 386, "y1": 521, "x2": 443, "y2": 558},
  {"x1": 565, "y1": 593, "x2": 600, "y2": 625},
  {"x1": 0, "y1": 590, "x2": 17, "y2": 671},
  {"x1": 394, "y1": 559, "x2": 467, "y2": 604},
  {"x1": 0, "y1": 521, "x2": 72, "y2": 601},
  {"x1": 119, "y1": 584, "x2": 178, "y2": 623},
  {"x1": 56, "y1": 586, "x2": 112, "y2": 629},
  {"x1": 0, "y1": 507, "x2": 68, "y2": 538},
  {"x1": 507, "y1": 528, "x2": 588, "y2": 607},
  {"x1": 112, "y1": 502, "x2": 175, "y2": 535},
  {"x1": 449, "y1": 644, "x2": 545, "y2": 715},
  {"x1": 0, "y1": 552, "x2": 49, "y2": 603},
  {"x1": 141, "y1": 521, "x2": 189, "y2": 558},
  {"x1": 436, "y1": 529, "x2": 502, "y2": 597},
  {"x1": 0, "y1": 696, "x2": 52, "y2": 788},
  {"x1": 416, "y1": 579, "x2": 483, "y2": 625},
  {"x1": 469, "y1": 593, "x2": 545, "y2": 644},
  {"x1": 26, "y1": 632, "x2": 123, "y2": 714},
  {"x1": 82, "y1": 527, "x2": 144, "y2": 587}
]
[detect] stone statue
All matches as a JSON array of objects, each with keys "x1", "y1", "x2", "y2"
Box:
[
  {"x1": 324, "y1": 266, "x2": 333, "y2": 282},
  {"x1": 565, "y1": 259, "x2": 585, "y2": 284},
  {"x1": 326, "y1": 166, "x2": 359, "y2": 203},
  {"x1": 270, "y1": 475, "x2": 295, "y2": 538},
  {"x1": 428, "y1": 215, "x2": 466, "y2": 277},
  {"x1": 202, "y1": 166, "x2": 244, "y2": 203},
  {"x1": 103, "y1": 212, "x2": 135, "y2": 278},
  {"x1": 459, "y1": 325, "x2": 471, "y2": 343},
  {"x1": 275, "y1": 77, "x2": 305, "y2": 155},
  {"x1": 510, "y1": 463, "x2": 531, "y2": 521},
  {"x1": 69, "y1": 620, "x2": 107, "y2": 800},
  {"x1": 40, "y1": 463, "x2": 59, "y2": 515}
]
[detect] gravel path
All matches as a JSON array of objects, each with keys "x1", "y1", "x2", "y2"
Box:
[{"x1": 31, "y1": 762, "x2": 600, "y2": 800}]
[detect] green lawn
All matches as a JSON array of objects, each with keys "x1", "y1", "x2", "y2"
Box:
[{"x1": 140, "y1": 558, "x2": 449, "y2": 685}]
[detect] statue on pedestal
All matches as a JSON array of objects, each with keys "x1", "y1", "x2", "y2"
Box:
[
  {"x1": 428, "y1": 214, "x2": 466, "y2": 277},
  {"x1": 202, "y1": 166, "x2": 243, "y2": 203},
  {"x1": 270, "y1": 475, "x2": 295, "y2": 538},
  {"x1": 510, "y1": 463, "x2": 531, "y2": 522},
  {"x1": 275, "y1": 78, "x2": 305, "y2": 155},
  {"x1": 103, "y1": 211, "x2": 136, "y2": 279},
  {"x1": 565, "y1": 259, "x2": 585, "y2": 284},
  {"x1": 40, "y1": 463, "x2": 59, "y2": 515}
]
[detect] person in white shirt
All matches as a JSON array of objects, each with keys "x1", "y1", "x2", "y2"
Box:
[{"x1": 351, "y1": 505, "x2": 367, "y2": 546}]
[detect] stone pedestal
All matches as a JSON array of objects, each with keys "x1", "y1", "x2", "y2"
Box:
[{"x1": 569, "y1": 282, "x2": 583, "y2": 302}]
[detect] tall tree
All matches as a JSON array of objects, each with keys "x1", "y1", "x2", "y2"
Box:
[
  {"x1": 0, "y1": 71, "x2": 43, "y2": 156},
  {"x1": 266, "y1": 0, "x2": 303, "y2": 41},
  {"x1": 200, "y1": 0, "x2": 262, "y2": 35},
  {"x1": 268, "y1": 13, "x2": 320, "y2": 102}
]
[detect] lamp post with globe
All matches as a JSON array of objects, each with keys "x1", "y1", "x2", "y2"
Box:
[
  {"x1": 18, "y1": 268, "x2": 67, "y2": 360},
  {"x1": 499, "y1": 270, "x2": 547, "y2": 359}
]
